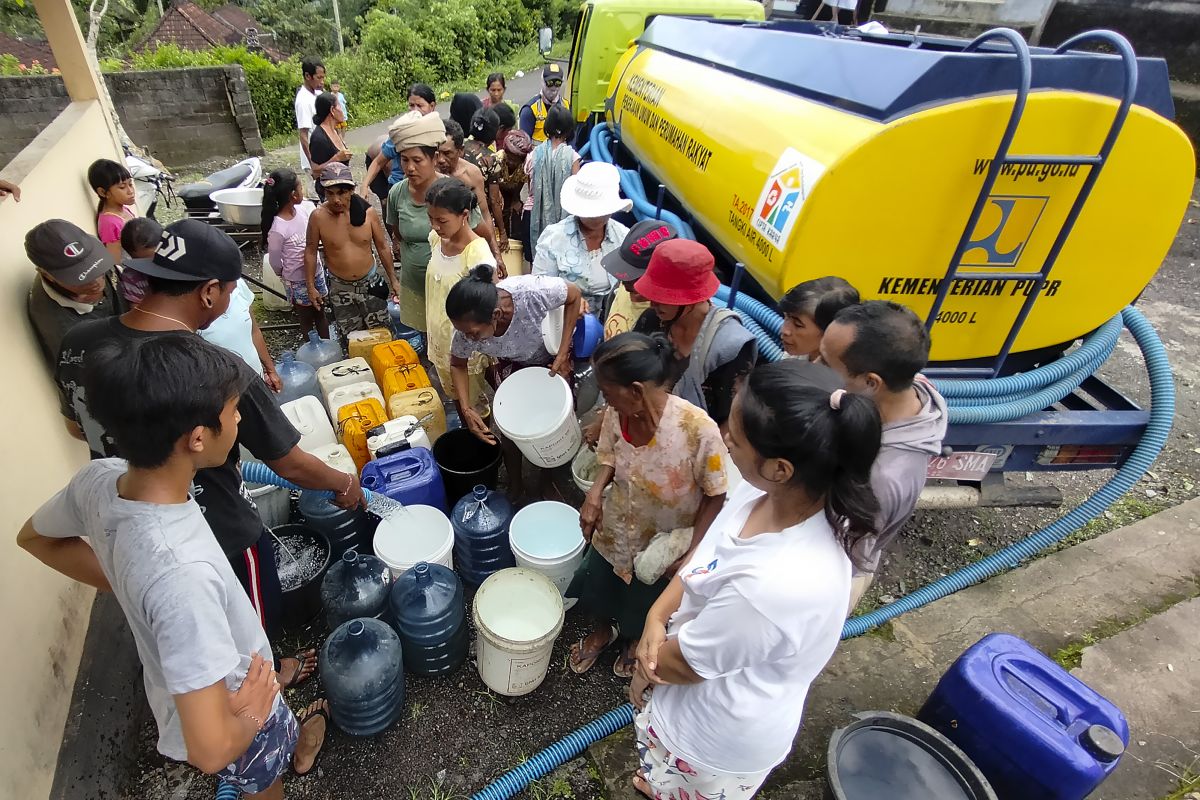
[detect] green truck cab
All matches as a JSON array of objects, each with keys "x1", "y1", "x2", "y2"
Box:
[{"x1": 563, "y1": 0, "x2": 765, "y2": 123}]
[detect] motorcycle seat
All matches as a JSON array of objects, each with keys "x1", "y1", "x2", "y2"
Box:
[{"x1": 177, "y1": 163, "x2": 255, "y2": 200}]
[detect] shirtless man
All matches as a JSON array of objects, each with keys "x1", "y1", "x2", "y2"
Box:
[
  {"x1": 437, "y1": 120, "x2": 503, "y2": 263},
  {"x1": 304, "y1": 162, "x2": 399, "y2": 337}
]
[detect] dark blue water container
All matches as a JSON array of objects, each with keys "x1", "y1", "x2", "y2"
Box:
[
  {"x1": 387, "y1": 302, "x2": 426, "y2": 356},
  {"x1": 298, "y1": 490, "x2": 376, "y2": 559},
  {"x1": 360, "y1": 448, "x2": 447, "y2": 511},
  {"x1": 919, "y1": 633, "x2": 1128, "y2": 800},
  {"x1": 388, "y1": 562, "x2": 467, "y2": 676},
  {"x1": 450, "y1": 485, "x2": 516, "y2": 585},
  {"x1": 320, "y1": 549, "x2": 393, "y2": 629},
  {"x1": 320, "y1": 618, "x2": 405, "y2": 736}
]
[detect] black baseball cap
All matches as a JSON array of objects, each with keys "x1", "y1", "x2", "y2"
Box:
[
  {"x1": 601, "y1": 220, "x2": 678, "y2": 282},
  {"x1": 129, "y1": 218, "x2": 242, "y2": 283},
  {"x1": 25, "y1": 219, "x2": 117, "y2": 287},
  {"x1": 543, "y1": 63, "x2": 564, "y2": 83}
]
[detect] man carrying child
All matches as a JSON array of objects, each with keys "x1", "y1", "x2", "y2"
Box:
[{"x1": 20, "y1": 335, "x2": 328, "y2": 796}]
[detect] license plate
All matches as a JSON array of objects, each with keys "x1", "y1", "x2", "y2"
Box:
[{"x1": 927, "y1": 451, "x2": 998, "y2": 481}]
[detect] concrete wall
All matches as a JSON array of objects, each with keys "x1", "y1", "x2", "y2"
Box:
[
  {"x1": 879, "y1": 0, "x2": 1056, "y2": 26},
  {"x1": 0, "y1": 64, "x2": 264, "y2": 170},
  {"x1": 0, "y1": 98, "x2": 119, "y2": 800}
]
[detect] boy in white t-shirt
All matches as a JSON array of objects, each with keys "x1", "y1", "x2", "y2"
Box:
[
  {"x1": 19, "y1": 336, "x2": 328, "y2": 796},
  {"x1": 295, "y1": 59, "x2": 325, "y2": 175}
]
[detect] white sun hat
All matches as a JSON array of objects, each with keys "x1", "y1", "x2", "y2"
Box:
[{"x1": 559, "y1": 161, "x2": 633, "y2": 219}]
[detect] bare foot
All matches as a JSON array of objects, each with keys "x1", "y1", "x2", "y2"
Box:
[
  {"x1": 632, "y1": 771, "x2": 654, "y2": 798},
  {"x1": 293, "y1": 699, "x2": 329, "y2": 776},
  {"x1": 279, "y1": 649, "x2": 318, "y2": 689}
]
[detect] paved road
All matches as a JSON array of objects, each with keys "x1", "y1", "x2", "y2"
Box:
[{"x1": 343, "y1": 69, "x2": 546, "y2": 150}]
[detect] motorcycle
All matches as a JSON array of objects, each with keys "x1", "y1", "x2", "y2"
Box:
[
  {"x1": 176, "y1": 156, "x2": 263, "y2": 220},
  {"x1": 124, "y1": 147, "x2": 175, "y2": 219}
]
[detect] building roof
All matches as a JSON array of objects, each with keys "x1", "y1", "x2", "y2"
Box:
[
  {"x1": 139, "y1": 1, "x2": 287, "y2": 61},
  {"x1": 0, "y1": 32, "x2": 58, "y2": 70}
]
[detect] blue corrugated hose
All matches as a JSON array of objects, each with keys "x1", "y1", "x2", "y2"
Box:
[
  {"x1": 215, "y1": 780, "x2": 239, "y2": 800},
  {"x1": 228, "y1": 129, "x2": 1174, "y2": 798}
]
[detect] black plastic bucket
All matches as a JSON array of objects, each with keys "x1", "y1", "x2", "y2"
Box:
[
  {"x1": 826, "y1": 712, "x2": 997, "y2": 800},
  {"x1": 271, "y1": 523, "x2": 331, "y2": 633},
  {"x1": 432, "y1": 428, "x2": 502, "y2": 506}
]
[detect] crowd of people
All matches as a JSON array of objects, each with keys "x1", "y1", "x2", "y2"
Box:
[{"x1": 13, "y1": 54, "x2": 948, "y2": 800}]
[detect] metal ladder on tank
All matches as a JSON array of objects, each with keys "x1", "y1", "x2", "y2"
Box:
[{"x1": 922, "y1": 28, "x2": 1140, "y2": 379}]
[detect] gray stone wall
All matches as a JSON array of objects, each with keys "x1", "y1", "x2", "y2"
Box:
[{"x1": 0, "y1": 64, "x2": 264, "y2": 170}]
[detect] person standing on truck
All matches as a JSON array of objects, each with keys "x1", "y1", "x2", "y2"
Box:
[
  {"x1": 818, "y1": 301, "x2": 948, "y2": 611},
  {"x1": 519, "y1": 63, "x2": 568, "y2": 143},
  {"x1": 533, "y1": 162, "x2": 628, "y2": 317},
  {"x1": 778, "y1": 276, "x2": 860, "y2": 361},
  {"x1": 633, "y1": 239, "x2": 758, "y2": 429}
]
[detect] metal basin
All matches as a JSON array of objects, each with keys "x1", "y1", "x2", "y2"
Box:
[{"x1": 210, "y1": 187, "x2": 263, "y2": 226}]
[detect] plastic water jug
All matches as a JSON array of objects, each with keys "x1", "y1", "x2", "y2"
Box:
[
  {"x1": 308, "y1": 443, "x2": 357, "y2": 475},
  {"x1": 388, "y1": 388, "x2": 448, "y2": 443},
  {"x1": 369, "y1": 340, "x2": 419, "y2": 384},
  {"x1": 919, "y1": 633, "x2": 1128, "y2": 800},
  {"x1": 347, "y1": 328, "x2": 393, "y2": 361},
  {"x1": 299, "y1": 490, "x2": 375, "y2": 558},
  {"x1": 450, "y1": 485, "x2": 516, "y2": 585},
  {"x1": 296, "y1": 329, "x2": 344, "y2": 370},
  {"x1": 327, "y1": 381, "x2": 386, "y2": 420},
  {"x1": 360, "y1": 448, "x2": 447, "y2": 510},
  {"x1": 380, "y1": 364, "x2": 432, "y2": 402},
  {"x1": 388, "y1": 562, "x2": 467, "y2": 676},
  {"x1": 260, "y1": 253, "x2": 291, "y2": 311},
  {"x1": 321, "y1": 549, "x2": 393, "y2": 629},
  {"x1": 367, "y1": 416, "x2": 433, "y2": 460},
  {"x1": 317, "y1": 357, "x2": 375, "y2": 400},
  {"x1": 276, "y1": 351, "x2": 321, "y2": 406},
  {"x1": 337, "y1": 399, "x2": 388, "y2": 472},
  {"x1": 280, "y1": 396, "x2": 337, "y2": 453},
  {"x1": 321, "y1": 618, "x2": 405, "y2": 736}
]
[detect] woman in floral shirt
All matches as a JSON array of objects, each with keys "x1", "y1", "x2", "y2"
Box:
[{"x1": 567, "y1": 332, "x2": 728, "y2": 677}]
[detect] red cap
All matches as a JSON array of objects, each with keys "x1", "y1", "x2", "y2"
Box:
[{"x1": 633, "y1": 239, "x2": 719, "y2": 306}]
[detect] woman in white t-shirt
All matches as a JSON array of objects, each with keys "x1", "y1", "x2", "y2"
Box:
[{"x1": 629, "y1": 359, "x2": 882, "y2": 799}]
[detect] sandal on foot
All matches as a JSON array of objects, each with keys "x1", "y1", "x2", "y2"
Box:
[
  {"x1": 279, "y1": 649, "x2": 318, "y2": 690},
  {"x1": 568, "y1": 625, "x2": 618, "y2": 675},
  {"x1": 613, "y1": 645, "x2": 637, "y2": 679},
  {"x1": 293, "y1": 699, "x2": 330, "y2": 777}
]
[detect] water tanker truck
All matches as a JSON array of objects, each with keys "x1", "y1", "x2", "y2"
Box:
[{"x1": 550, "y1": 1, "x2": 1194, "y2": 504}]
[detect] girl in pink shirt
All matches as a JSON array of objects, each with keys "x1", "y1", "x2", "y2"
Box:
[
  {"x1": 262, "y1": 169, "x2": 328, "y2": 338},
  {"x1": 88, "y1": 159, "x2": 137, "y2": 261}
]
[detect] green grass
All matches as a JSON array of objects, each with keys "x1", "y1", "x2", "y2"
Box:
[
  {"x1": 526, "y1": 774, "x2": 576, "y2": 799},
  {"x1": 405, "y1": 777, "x2": 467, "y2": 800},
  {"x1": 1158, "y1": 758, "x2": 1200, "y2": 800}
]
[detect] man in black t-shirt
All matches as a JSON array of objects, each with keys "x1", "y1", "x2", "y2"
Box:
[{"x1": 56, "y1": 219, "x2": 363, "y2": 688}]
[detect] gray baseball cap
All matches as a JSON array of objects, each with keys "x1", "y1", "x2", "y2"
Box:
[{"x1": 25, "y1": 219, "x2": 117, "y2": 286}]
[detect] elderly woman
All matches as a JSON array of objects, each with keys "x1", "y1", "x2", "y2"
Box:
[
  {"x1": 382, "y1": 110, "x2": 487, "y2": 333},
  {"x1": 497, "y1": 129, "x2": 533, "y2": 262},
  {"x1": 532, "y1": 161, "x2": 630, "y2": 318}
]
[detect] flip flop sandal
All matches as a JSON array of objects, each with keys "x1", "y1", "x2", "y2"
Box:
[
  {"x1": 280, "y1": 650, "x2": 318, "y2": 690},
  {"x1": 293, "y1": 702, "x2": 330, "y2": 777},
  {"x1": 613, "y1": 647, "x2": 638, "y2": 679},
  {"x1": 568, "y1": 625, "x2": 619, "y2": 675}
]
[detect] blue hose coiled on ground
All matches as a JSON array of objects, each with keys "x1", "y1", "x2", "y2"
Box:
[
  {"x1": 470, "y1": 705, "x2": 635, "y2": 800},
  {"x1": 215, "y1": 780, "x2": 239, "y2": 800}
]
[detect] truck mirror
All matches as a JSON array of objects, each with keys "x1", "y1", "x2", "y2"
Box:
[{"x1": 539, "y1": 27, "x2": 553, "y2": 56}]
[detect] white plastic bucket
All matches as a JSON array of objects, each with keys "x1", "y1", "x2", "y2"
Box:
[
  {"x1": 372, "y1": 504, "x2": 454, "y2": 578},
  {"x1": 280, "y1": 396, "x2": 337, "y2": 453},
  {"x1": 509, "y1": 502, "x2": 585, "y2": 601},
  {"x1": 248, "y1": 484, "x2": 290, "y2": 529},
  {"x1": 571, "y1": 447, "x2": 600, "y2": 494},
  {"x1": 473, "y1": 567, "x2": 565, "y2": 696},
  {"x1": 327, "y1": 380, "x2": 386, "y2": 420},
  {"x1": 492, "y1": 368, "x2": 581, "y2": 468}
]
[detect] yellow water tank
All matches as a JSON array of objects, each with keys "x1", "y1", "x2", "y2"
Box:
[
  {"x1": 607, "y1": 18, "x2": 1195, "y2": 361},
  {"x1": 347, "y1": 328, "x2": 393, "y2": 361},
  {"x1": 387, "y1": 387, "x2": 448, "y2": 444},
  {"x1": 336, "y1": 399, "x2": 388, "y2": 472},
  {"x1": 369, "y1": 340, "x2": 420, "y2": 383},
  {"x1": 381, "y1": 363, "x2": 433, "y2": 402}
]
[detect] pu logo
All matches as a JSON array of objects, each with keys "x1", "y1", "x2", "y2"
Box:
[
  {"x1": 158, "y1": 233, "x2": 187, "y2": 261},
  {"x1": 960, "y1": 195, "x2": 1048, "y2": 268},
  {"x1": 757, "y1": 165, "x2": 802, "y2": 238},
  {"x1": 751, "y1": 148, "x2": 824, "y2": 251}
]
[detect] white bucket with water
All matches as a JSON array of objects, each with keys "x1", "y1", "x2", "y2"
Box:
[
  {"x1": 248, "y1": 484, "x2": 290, "y2": 529},
  {"x1": 372, "y1": 504, "x2": 454, "y2": 578},
  {"x1": 492, "y1": 368, "x2": 581, "y2": 468},
  {"x1": 509, "y1": 502, "x2": 585, "y2": 604},
  {"x1": 280, "y1": 396, "x2": 337, "y2": 453},
  {"x1": 473, "y1": 567, "x2": 565, "y2": 696}
]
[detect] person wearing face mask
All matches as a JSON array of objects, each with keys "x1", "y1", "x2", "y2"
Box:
[
  {"x1": 26, "y1": 220, "x2": 126, "y2": 367},
  {"x1": 53, "y1": 220, "x2": 365, "y2": 682},
  {"x1": 519, "y1": 63, "x2": 568, "y2": 142},
  {"x1": 818, "y1": 301, "x2": 948, "y2": 610},
  {"x1": 632, "y1": 239, "x2": 758, "y2": 428}
]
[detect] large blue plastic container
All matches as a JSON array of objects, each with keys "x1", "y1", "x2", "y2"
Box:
[
  {"x1": 275, "y1": 351, "x2": 321, "y2": 406},
  {"x1": 321, "y1": 618, "x2": 405, "y2": 736},
  {"x1": 450, "y1": 485, "x2": 516, "y2": 585},
  {"x1": 388, "y1": 562, "x2": 468, "y2": 676},
  {"x1": 359, "y1": 448, "x2": 447, "y2": 511},
  {"x1": 919, "y1": 633, "x2": 1128, "y2": 800},
  {"x1": 320, "y1": 549, "x2": 392, "y2": 629},
  {"x1": 298, "y1": 490, "x2": 375, "y2": 559}
]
